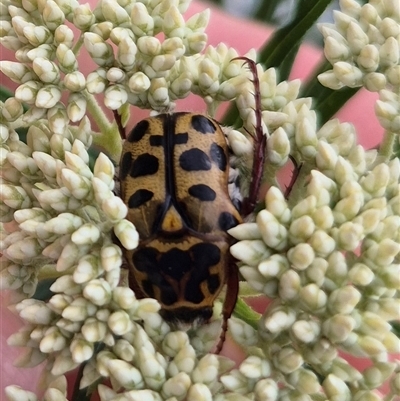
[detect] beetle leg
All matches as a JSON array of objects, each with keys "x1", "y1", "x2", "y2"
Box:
[{"x1": 214, "y1": 260, "x2": 239, "y2": 354}]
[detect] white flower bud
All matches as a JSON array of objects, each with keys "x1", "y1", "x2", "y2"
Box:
[
  {"x1": 128, "y1": 72, "x2": 150, "y2": 94},
  {"x1": 4, "y1": 386, "x2": 38, "y2": 401},
  {"x1": 15, "y1": 80, "x2": 41, "y2": 104},
  {"x1": 23, "y1": 25, "x2": 52, "y2": 47},
  {"x1": 64, "y1": 71, "x2": 86, "y2": 92},
  {"x1": 318, "y1": 69, "x2": 344, "y2": 90},
  {"x1": 186, "y1": 32, "x2": 207, "y2": 54},
  {"x1": 226, "y1": 129, "x2": 253, "y2": 157},
  {"x1": 113, "y1": 219, "x2": 139, "y2": 250},
  {"x1": 161, "y1": 371, "x2": 191, "y2": 399},
  {"x1": 328, "y1": 285, "x2": 361, "y2": 315},
  {"x1": 83, "y1": 278, "x2": 112, "y2": 306},
  {"x1": 189, "y1": 355, "x2": 220, "y2": 388},
  {"x1": 84, "y1": 32, "x2": 114, "y2": 67},
  {"x1": 137, "y1": 36, "x2": 161, "y2": 57},
  {"x1": 101, "y1": 0, "x2": 130, "y2": 26},
  {"x1": 104, "y1": 84, "x2": 128, "y2": 110},
  {"x1": 86, "y1": 68, "x2": 108, "y2": 94},
  {"x1": 47, "y1": 103, "x2": 69, "y2": 135},
  {"x1": 299, "y1": 283, "x2": 327, "y2": 311},
  {"x1": 42, "y1": 0, "x2": 65, "y2": 31},
  {"x1": 239, "y1": 356, "x2": 270, "y2": 380},
  {"x1": 0, "y1": 184, "x2": 31, "y2": 209},
  {"x1": 67, "y1": 92, "x2": 87, "y2": 122},
  {"x1": 274, "y1": 347, "x2": 303, "y2": 374},
  {"x1": 70, "y1": 337, "x2": 94, "y2": 363},
  {"x1": 254, "y1": 378, "x2": 279, "y2": 401},
  {"x1": 322, "y1": 314, "x2": 356, "y2": 343},
  {"x1": 107, "y1": 359, "x2": 144, "y2": 388},
  {"x1": 73, "y1": 254, "x2": 101, "y2": 283},
  {"x1": 292, "y1": 320, "x2": 320, "y2": 343},
  {"x1": 54, "y1": 25, "x2": 74, "y2": 47},
  {"x1": 263, "y1": 305, "x2": 296, "y2": 334},
  {"x1": 287, "y1": 243, "x2": 315, "y2": 270},
  {"x1": 356, "y1": 44, "x2": 379, "y2": 72},
  {"x1": 228, "y1": 222, "x2": 261, "y2": 240},
  {"x1": 309, "y1": 229, "x2": 336, "y2": 256},
  {"x1": 324, "y1": 36, "x2": 350, "y2": 64},
  {"x1": 148, "y1": 77, "x2": 169, "y2": 107},
  {"x1": 130, "y1": 3, "x2": 154, "y2": 36},
  {"x1": 257, "y1": 210, "x2": 288, "y2": 250},
  {"x1": 186, "y1": 383, "x2": 212, "y2": 401},
  {"x1": 35, "y1": 85, "x2": 62, "y2": 109},
  {"x1": 108, "y1": 310, "x2": 133, "y2": 335},
  {"x1": 230, "y1": 239, "x2": 271, "y2": 267},
  {"x1": 347, "y1": 20, "x2": 369, "y2": 53},
  {"x1": 17, "y1": 299, "x2": 54, "y2": 325},
  {"x1": 268, "y1": 127, "x2": 290, "y2": 165},
  {"x1": 71, "y1": 223, "x2": 100, "y2": 246},
  {"x1": 2, "y1": 97, "x2": 23, "y2": 122},
  {"x1": 333, "y1": 61, "x2": 363, "y2": 87},
  {"x1": 40, "y1": 327, "x2": 67, "y2": 353},
  {"x1": 73, "y1": 3, "x2": 95, "y2": 30}
]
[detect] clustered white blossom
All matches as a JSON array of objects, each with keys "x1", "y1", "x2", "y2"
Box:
[
  {"x1": 318, "y1": 0, "x2": 400, "y2": 134},
  {"x1": 1, "y1": 0, "x2": 399, "y2": 400}
]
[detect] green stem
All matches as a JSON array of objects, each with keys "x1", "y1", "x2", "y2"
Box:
[
  {"x1": 85, "y1": 91, "x2": 122, "y2": 161},
  {"x1": 378, "y1": 130, "x2": 396, "y2": 161},
  {"x1": 72, "y1": 34, "x2": 84, "y2": 56}
]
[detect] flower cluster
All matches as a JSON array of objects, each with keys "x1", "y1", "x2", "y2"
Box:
[
  {"x1": 318, "y1": 0, "x2": 400, "y2": 134},
  {"x1": 228, "y1": 117, "x2": 400, "y2": 399},
  {"x1": 1, "y1": 0, "x2": 399, "y2": 400}
]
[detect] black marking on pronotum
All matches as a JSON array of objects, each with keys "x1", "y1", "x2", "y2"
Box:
[
  {"x1": 188, "y1": 184, "x2": 216, "y2": 201},
  {"x1": 128, "y1": 119, "x2": 150, "y2": 142},
  {"x1": 210, "y1": 143, "x2": 227, "y2": 171},
  {"x1": 218, "y1": 212, "x2": 239, "y2": 231},
  {"x1": 191, "y1": 114, "x2": 217, "y2": 134},
  {"x1": 179, "y1": 148, "x2": 211, "y2": 171},
  {"x1": 128, "y1": 189, "x2": 154, "y2": 208},
  {"x1": 150, "y1": 133, "x2": 189, "y2": 147},
  {"x1": 130, "y1": 153, "x2": 159, "y2": 177}
]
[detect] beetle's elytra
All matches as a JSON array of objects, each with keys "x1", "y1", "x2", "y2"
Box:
[{"x1": 120, "y1": 112, "x2": 242, "y2": 341}]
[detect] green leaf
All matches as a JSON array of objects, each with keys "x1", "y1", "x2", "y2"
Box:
[
  {"x1": 32, "y1": 278, "x2": 55, "y2": 301},
  {"x1": 258, "y1": 0, "x2": 334, "y2": 71},
  {"x1": 253, "y1": 0, "x2": 283, "y2": 24},
  {"x1": 233, "y1": 297, "x2": 261, "y2": 330}
]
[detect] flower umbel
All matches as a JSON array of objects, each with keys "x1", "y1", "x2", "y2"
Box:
[{"x1": 1, "y1": 0, "x2": 400, "y2": 401}]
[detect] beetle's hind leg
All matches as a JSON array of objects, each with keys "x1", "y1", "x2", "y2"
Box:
[{"x1": 214, "y1": 260, "x2": 239, "y2": 354}]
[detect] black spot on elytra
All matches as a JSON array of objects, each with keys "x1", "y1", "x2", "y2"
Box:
[
  {"x1": 128, "y1": 189, "x2": 154, "y2": 208},
  {"x1": 218, "y1": 212, "x2": 239, "y2": 231},
  {"x1": 159, "y1": 248, "x2": 191, "y2": 280},
  {"x1": 184, "y1": 282, "x2": 205, "y2": 303},
  {"x1": 191, "y1": 115, "x2": 217, "y2": 134},
  {"x1": 210, "y1": 143, "x2": 227, "y2": 171},
  {"x1": 184, "y1": 243, "x2": 221, "y2": 304},
  {"x1": 174, "y1": 133, "x2": 189, "y2": 144},
  {"x1": 142, "y1": 279, "x2": 155, "y2": 298},
  {"x1": 191, "y1": 243, "x2": 220, "y2": 274},
  {"x1": 150, "y1": 135, "x2": 164, "y2": 147},
  {"x1": 188, "y1": 184, "x2": 216, "y2": 201},
  {"x1": 120, "y1": 152, "x2": 133, "y2": 180},
  {"x1": 207, "y1": 274, "x2": 221, "y2": 294},
  {"x1": 179, "y1": 149, "x2": 211, "y2": 171},
  {"x1": 131, "y1": 153, "x2": 159, "y2": 177},
  {"x1": 128, "y1": 119, "x2": 150, "y2": 142},
  {"x1": 132, "y1": 247, "x2": 159, "y2": 273}
]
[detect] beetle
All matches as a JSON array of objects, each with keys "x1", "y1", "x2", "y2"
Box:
[{"x1": 119, "y1": 59, "x2": 266, "y2": 352}]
